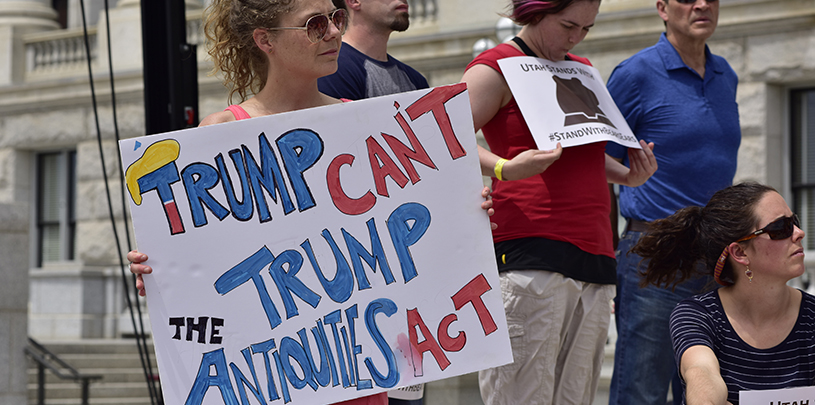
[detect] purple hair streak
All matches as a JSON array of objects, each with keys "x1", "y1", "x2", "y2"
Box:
[{"x1": 510, "y1": 0, "x2": 597, "y2": 25}]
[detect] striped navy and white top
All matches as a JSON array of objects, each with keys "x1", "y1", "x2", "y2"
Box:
[{"x1": 670, "y1": 289, "x2": 815, "y2": 405}]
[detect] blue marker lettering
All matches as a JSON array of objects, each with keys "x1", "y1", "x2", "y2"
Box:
[
  {"x1": 181, "y1": 162, "x2": 229, "y2": 227},
  {"x1": 276, "y1": 129, "x2": 324, "y2": 212},
  {"x1": 342, "y1": 218, "x2": 395, "y2": 289},
  {"x1": 297, "y1": 327, "x2": 333, "y2": 387},
  {"x1": 346, "y1": 304, "x2": 373, "y2": 390},
  {"x1": 185, "y1": 348, "x2": 240, "y2": 405},
  {"x1": 250, "y1": 338, "x2": 281, "y2": 402},
  {"x1": 279, "y1": 336, "x2": 318, "y2": 391},
  {"x1": 214, "y1": 246, "x2": 282, "y2": 330},
  {"x1": 229, "y1": 347, "x2": 268, "y2": 405},
  {"x1": 387, "y1": 203, "x2": 431, "y2": 283},
  {"x1": 364, "y1": 298, "x2": 399, "y2": 388},
  {"x1": 324, "y1": 310, "x2": 352, "y2": 387},
  {"x1": 243, "y1": 133, "x2": 295, "y2": 222},
  {"x1": 268, "y1": 250, "x2": 322, "y2": 319},
  {"x1": 301, "y1": 230, "x2": 354, "y2": 304},
  {"x1": 216, "y1": 150, "x2": 254, "y2": 221}
]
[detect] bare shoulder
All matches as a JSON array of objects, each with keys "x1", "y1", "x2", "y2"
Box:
[
  {"x1": 462, "y1": 64, "x2": 510, "y2": 102},
  {"x1": 461, "y1": 64, "x2": 511, "y2": 130},
  {"x1": 462, "y1": 64, "x2": 505, "y2": 86},
  {"x1": 199, "y1": 110, "x2": 237, "y2": 127}
]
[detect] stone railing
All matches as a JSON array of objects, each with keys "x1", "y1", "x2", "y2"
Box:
[
  {"x1": 407, "y1": 0, "x2": 438, "y2": 23},
  {"x1": 19, "y1": 4, "x2": 433, "y2": 80},
  {"x1": 24, "y1": 28, "x2": 97, "y2": 77},
  {"x1": 21, "y1": 11, "x2": 205, "y2": 81}
]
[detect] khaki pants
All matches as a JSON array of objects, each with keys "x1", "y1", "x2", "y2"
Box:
[{"x1": 479, "y1": 270, "x2": 614, "y2": 405}]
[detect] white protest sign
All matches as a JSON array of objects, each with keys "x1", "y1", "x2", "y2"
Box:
[
  {"x1": 740, "y1": 385, "x2": 815, "y2": 405},
  {"x1": 119, "y1": 84, "x2": 512, "y2": 405},
  {"x1": 497, "y1": 56, "x2": 640, "y2": 151}
]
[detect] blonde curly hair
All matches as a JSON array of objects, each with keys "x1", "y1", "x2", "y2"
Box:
[{"x1": 204, "y1": 0, "x2": 297, "y2": 104}]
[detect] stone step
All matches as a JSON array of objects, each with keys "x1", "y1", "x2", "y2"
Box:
[
  {"x1": 31, "y1": 339, "x2": 155, "y2": 355},
  {"x1": 26, "y1": 339, "x2": 160, "y2": 405},
  {"x1": 35, "y1": 353, "x2": 158, "y2": 370},
  {"x1": 25, "y1": 398, "x2": 153, "y2": 405},
  {"x1": 28, "y1": 366, "x2": 156, "y2": 385},
  {"x1": 27, "y1": 382, "x2": 152, "y2": 400}
]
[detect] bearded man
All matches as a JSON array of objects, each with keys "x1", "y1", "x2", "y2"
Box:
[{"x1": 318, "y1": 0, "x2": 428, "y2": 99}]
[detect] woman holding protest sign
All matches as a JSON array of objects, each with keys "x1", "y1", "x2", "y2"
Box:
[
  {"x1": 128, "y1": 1, "x2": 494, "y2": 404},
  {"x1": 131, "y1": 1, "x2": 391, "y2": 403},
  {"x1": 633, "y1": 182, "x2": 814, "y2": 404},
  {"x1": 128, "y1": 1, "x2": 350, "y2": 283},
  {"x1": 460, "y1": 0, "x2": 658, "y2": 403}
]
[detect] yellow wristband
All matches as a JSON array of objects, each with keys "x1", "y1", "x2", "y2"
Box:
[{"x1": 494, "y1": 158, "x2": 508, "y2": 181}]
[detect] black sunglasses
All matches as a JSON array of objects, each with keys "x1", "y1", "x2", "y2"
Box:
[
  {"x1": 268, "y1": 9, "x2": 347, "y2": 44},
  {"x1": 673, "y1": 0, "x2": 718, "y2": 4},
  {"x1": 736, "y1": 214, "x2": 800, "y2": 242}
]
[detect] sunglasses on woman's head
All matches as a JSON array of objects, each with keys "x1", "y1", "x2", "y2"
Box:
[
  {"x1": 268, "y1": 9, "x2": 347, "y2": 44},
  {"x1": 736, "y1": 214, "x2": 801, "y2": 242}
]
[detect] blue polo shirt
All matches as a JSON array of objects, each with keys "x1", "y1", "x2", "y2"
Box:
[{"x1": 606, "y1": 33, "x2": 741, "y2": 222}]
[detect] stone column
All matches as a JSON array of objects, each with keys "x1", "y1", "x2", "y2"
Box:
[
  {"x1": 0, "y1": 0, "x2": 58, "y2": 85},
  {"x1": 0, "y1": 202, "x2": 30, "y2": 405},
  {"x1": 96, "y1": 0, "x2": 203, "y2": 75}
]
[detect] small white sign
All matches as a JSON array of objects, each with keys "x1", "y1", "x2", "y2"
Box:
[
  {"x1": 740, "y1": 385, "x2": 815, "y2": 405},
  {"x1": 388, "y1": 383, "x2": 424, "y2": 400},
  {"x1": 497, "y1": 56, "x2": 640, "y2": 151}
]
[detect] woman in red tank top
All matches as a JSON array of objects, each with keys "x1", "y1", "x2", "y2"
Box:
[{"x1": 460, "y1": 0, "x2": 658, "y2": 404}]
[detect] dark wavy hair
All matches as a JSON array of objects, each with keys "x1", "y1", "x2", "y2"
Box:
[
  {"x1": 635, "y1": 182, "x2": 776, "y2": 289},
  {"x1": 508, "y1": 0, "x2": 600, "y2": 26}
]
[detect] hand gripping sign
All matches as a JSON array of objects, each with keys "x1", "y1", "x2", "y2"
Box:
[
  {"x1": 498, "y1": 56, "x2": 641, "y2": 151},
  {"x1": 120, "y1": 84, "x2": 513, "y2": 405}
]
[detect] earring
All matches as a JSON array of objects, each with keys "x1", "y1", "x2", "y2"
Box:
[{"x1": 745, "y1": 265, "x2": 753, "y2": 282}]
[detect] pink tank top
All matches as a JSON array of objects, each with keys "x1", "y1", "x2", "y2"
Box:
[
  {"x1": 225, "y1": 99, "x2": 352, "y2": 121},
  {"x1": 224, "y1": 105, "x2": 252, "y2": 120}
]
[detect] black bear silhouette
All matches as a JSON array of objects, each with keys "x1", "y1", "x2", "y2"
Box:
[{"x1": 552, "y1": 75, "x2": 616, "y2": 128}]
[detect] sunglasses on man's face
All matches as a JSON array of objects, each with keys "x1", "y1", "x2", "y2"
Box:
[
  {"x1": 736, "y1": 214, "x2": 801, "y2": 243},
  {"x1": 673, "y1": 0, "x2": 718, "y2": 4},
  {"x1": 268, "y1": 8, "x2": 348, "y2": 44}
]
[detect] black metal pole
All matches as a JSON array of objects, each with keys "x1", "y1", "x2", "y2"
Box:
[
  {"x1": 37, "y1": 363, "x2": 45, "y2": 405},
  {"x1": 141, "y1": 0, "x2": 199, "y2": 135},
  {"x1": 81, "y1": 379, "x2": 90, "y2": 405}
]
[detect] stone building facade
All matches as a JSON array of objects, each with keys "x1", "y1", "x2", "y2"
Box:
[{"x1": 0, "y1": 0, "x2": 813, "y2": 403}]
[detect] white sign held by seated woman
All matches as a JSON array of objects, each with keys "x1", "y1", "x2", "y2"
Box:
[
  {"x1": 740, "y1": 385, "x2": 815, "y2": 405},
  {"x1": 498, "y1": 56, "x2": 640, "y2": 151}
]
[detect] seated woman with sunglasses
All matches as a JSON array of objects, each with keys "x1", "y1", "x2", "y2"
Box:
[{"x1": 632, "y1": 182, "x2": 813, "y2": 405}]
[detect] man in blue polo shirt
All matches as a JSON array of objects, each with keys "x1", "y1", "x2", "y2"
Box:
[{"x1": 605, "y1": 0, "x2": 741, "y2": 404}]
